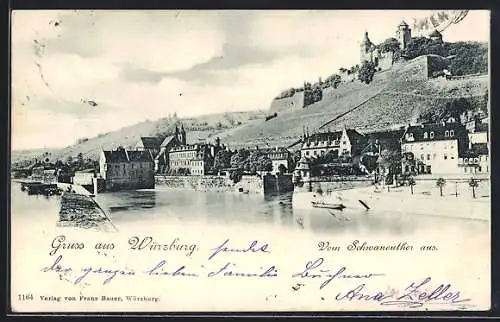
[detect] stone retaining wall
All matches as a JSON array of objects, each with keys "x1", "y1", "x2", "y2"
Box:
[{"x1": 155, "y1": 174, "x2": 294, "y2": 194}]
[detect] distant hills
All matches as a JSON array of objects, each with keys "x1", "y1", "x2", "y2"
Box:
[{"x1": 12, "y1": 53, "x2": 488, "y2": 166}]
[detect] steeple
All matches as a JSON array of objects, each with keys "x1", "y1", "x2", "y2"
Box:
[{"x1": 180, "y1": 124, "x2": 186, "y2": 145}]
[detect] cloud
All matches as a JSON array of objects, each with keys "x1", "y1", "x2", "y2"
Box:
[{"x1": 10, "y1": 10, "x2": 490, "y2": 150}]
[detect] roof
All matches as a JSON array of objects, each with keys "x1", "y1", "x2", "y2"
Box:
[
  {"x1": 160, "y1": 135, "x2": 178, "y2": 148},
  {"x1": 75, "y1": 169, "x2": 96, "y2": 173},
  {"x1": 138, "y1": 137, "x2": 161, "y2": 149},
  {"x1": 471, "y1": 143, "x2": 488, "y2": 156},
  {"x1": 102, "y1": 149, "x2": 153, "y2": 163},
  {"x1": 364, "y1": 129, "x2": 406, "y2": 141},
  {"x1": 303, "y1": 128, "x2": 366, "y2": 147},
  {"x1": 476, "y1": 123, "x2": 488, "y2": 132},
  {"x1": 402, "y1": 123, "x2": 467, "y2": 143}
]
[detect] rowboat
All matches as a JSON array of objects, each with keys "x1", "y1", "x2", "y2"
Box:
[{"x1": 311, "y1": 201, "x2": 346, "y2": 210}]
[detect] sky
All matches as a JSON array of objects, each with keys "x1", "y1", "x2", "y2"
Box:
[{"x1": 11, "y1": 10, "x2": 490, "y2": 150}]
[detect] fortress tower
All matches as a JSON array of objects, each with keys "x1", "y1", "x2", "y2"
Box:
[
  {"x1": 360, "y1": 31, "x2": 375, "y2": 63},
  {"x1": 396, "y1": 20, "x2": 411, "y2": 50}
]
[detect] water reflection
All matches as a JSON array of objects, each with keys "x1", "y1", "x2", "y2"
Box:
[{"x1": 11, "y1": 183, "x2": 488, "y2": 237}]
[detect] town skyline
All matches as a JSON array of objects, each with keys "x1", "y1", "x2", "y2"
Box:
[{"x1": 12, "y1": 10, "x2": 489, "y2": 151}]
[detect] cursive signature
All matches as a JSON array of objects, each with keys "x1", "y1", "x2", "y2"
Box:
[
  {"x1": 292, "y1": 258, "x2": 385, "y2": 289},
  {"x1": 207, "y1": 239, "x2": 270, "y2": 260},
  {"x1": 379, "y1": 277, "x2": 471, "y2": 308},
  {"x1": 333, "y1": 277, "x2": 471, "y2": 308}
]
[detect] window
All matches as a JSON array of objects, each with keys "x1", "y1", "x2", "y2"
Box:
[
  {"x1": 450, "y1": 130, "x2": 454, "y2": 137},
  {"x1": 444, "y1": 154, "x2": 448, "y2": 160},
  {"x1": 427, "y1": 154, "x2": 430, "y2": 160},
  {"x1": 306, "y1": 151, "x2": 310, "y2": 156},
  {"x1": 313, "y1": 151, "x2": 317, "y2": 156},
  {"x1": 445, "y1": 130, "x2": 449, "y2": 137},
  {"x1": 430, "y1": 132, "x2": 434, "y2": 139},
  {"x1": 342, "y1": 141, "x2": 346, "y2": 145},
  {"x1": 421, "y1": 154, "x2": 424, "y2": 160},
  {"x1": 409, "y1": 133, "x2": 414, "y2": 140},
  {"x1": 423, "y1": 132, "x2": 428, "y2": 139}
]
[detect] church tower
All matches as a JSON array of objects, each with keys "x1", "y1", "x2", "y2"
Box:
[
  {"x1": 180, "y1": 124, "x2": 186, "y2": 145},
  {"x1": 175, "y1": 125, "x2": 180, "y2": 143},
  {"x1": 396, "y1": 20, "x2": 411, "y2": 50}
]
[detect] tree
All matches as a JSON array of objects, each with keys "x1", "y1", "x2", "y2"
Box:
[
  {"x1": 230, "y1": 149, "x2": 250, "y2": 169},
  {"x1": 257, "y1": 154, "x2": 273, "y2": 172},
  {"x1": 436, "y1": 177, "x2": 446, "y2": 197},
  {"x1": 278, "y1": 164, "x2": 287, "y2": 174},
  {"x1": 213, "y1": 150, "x2": 232, "y2": 171},
  {"x1": 378, "y1": 149, "x2": 402, "y2": 176},
  {"x1": 469, "y1": 178, "x2": 479, "y2": 199},
  {"x1": 408, "y1": 176, "x2": 416, "y2": 195},
  {"x1": 77, "y1": 152, "x2": 84, "y2": 169},
  {"x1": 380, "y1": 37, "x2": 401, "y2": 54},
  {"x1": 358, "y1": 60, "x2": 376, "y2": 84}
]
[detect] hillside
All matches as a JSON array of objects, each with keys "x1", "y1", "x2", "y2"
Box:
[
  {"x1": 12, "y1": 55, "x2": 489, "y2": 165},
  {"x1": 220, "y1": 56, "x2": 488, "y2": 150},
  {"x1": 12, "y1": 110, "x2": 268, "y2": 164}
]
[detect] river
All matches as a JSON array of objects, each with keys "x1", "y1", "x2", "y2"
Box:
[{"x1": 10, "y1": 182, "x2": 488, "y2": 238}]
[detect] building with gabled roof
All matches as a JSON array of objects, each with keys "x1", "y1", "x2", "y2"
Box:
[
  {"x1": 154, "y1": 124, "x2": 187, "y2": 173},
  {"x1": 136, "y1": 137, "x2": 162, "y2": 156},
  {"x1": 99, "y1": 147, "x2": 154, "y2": 191},
  {"x1": 400, "y1": 122, "x2": 469, "y2": 175},
  {"x1": 300, "y1": 127, "x2": 368, "y2": 160}
]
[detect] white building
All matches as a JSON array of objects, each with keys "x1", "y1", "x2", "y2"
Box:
[
  {"x1": 300, "y1": 127, "x2": 366, "y2": 160},
  {"x1": 401, "y1": 122, "x2": 469, "y2": 175}
]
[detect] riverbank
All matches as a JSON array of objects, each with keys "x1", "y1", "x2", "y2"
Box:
[{"x1": 293, "y1": 180, "x2": 490, "y2": 221}]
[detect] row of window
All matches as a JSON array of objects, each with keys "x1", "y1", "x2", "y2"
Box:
[
  {"x1": 171, "y1": 160, "x2": 204, "y2": 167},
  {"x1": 303, "y1": 148, "x2": 348, "y2": 157},
  {"x1": 405, "y1": 141, "x2": 456, "y2": 151},
  {"x1": 304, "y1": 140, "x2": 347, "y2": 147},
  {"x1": 192, "y1": 169, "x2": 204, "y2": 175},
  {"x1": 109, "y1": 168, "x2": 150, "y2": 176},
  {"x1": 407, "y1": 130, "x2": 455, "y2": 140},
  {"x1": 170, "y1": 151, "x2": 197, "y2": 159},
  {"x1": 108, "y1": 163, "x2": 149, "y2": 171},
  {"x1": 419, "y1": 153, "x2": 455, "y2": 161}
]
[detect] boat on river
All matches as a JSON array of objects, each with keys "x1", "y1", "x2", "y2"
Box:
[
  {"x1": 311, "y1": 201, "x2": 346, "y2": 210},
  {"x1": 293, "y1": 185, "x2": 490, "y2": 221}
]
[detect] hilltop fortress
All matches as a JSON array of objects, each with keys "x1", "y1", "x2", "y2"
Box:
[
  {"x1": 271, "y1": 20, "x2": 452, "y2": 112},
  {"x1": 359, "y1": 20, "x2": 412, "y2": 73}
]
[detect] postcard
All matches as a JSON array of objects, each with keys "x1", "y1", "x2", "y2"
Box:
[{"x1": 10, "y1": 9, "x2": 491, "y2": 313}]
